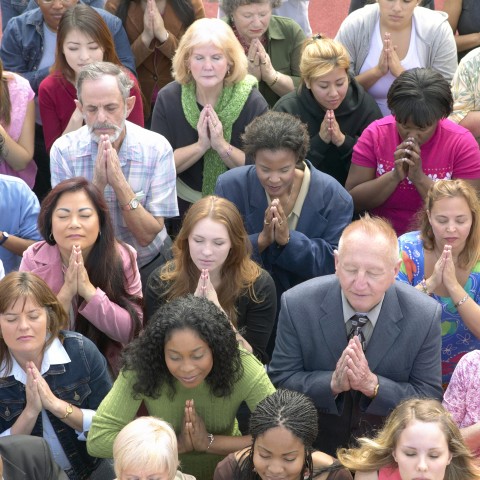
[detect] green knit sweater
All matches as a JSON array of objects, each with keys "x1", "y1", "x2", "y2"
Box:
[{"x1": 87, "y1": 350, "x2": 275, "y2": 480}]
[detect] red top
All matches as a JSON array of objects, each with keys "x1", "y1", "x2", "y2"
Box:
[{"x1": 38, "y1": 70, "x2": 145, "y2": 152}]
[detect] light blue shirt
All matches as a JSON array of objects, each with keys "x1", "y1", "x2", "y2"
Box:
[{"x1": 0, "y1": 175, "x2": 42, "y2": 273}]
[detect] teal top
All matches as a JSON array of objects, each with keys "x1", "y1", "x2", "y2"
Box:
[{"x1": 87, "y1": 349, "x2": 275, "y2": 480}]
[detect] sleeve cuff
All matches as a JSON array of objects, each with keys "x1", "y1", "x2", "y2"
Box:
[{"x1": 76, "y1": 408, "x2": 96, "y2": 440}]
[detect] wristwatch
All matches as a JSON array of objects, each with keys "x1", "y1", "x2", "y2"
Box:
[
  {"x1": 0, "y1": 231, "x2": 9, "y2": 246},
  {"x1": 62, "y1": 403, "x2": 73, "y2": 419},
  {"x1": 122, "y1": 197, "x2": 140, "y2": 211}
]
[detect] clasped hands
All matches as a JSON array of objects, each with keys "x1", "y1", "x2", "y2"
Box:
[
  {"x1": 261, "y1": 198, "x2": 290, "y2": 247},
  {"x1": 93, "y1": 135, "x2": 128, "y2": 192},
  {"x1": 61, "y1": 245, "x2": 96, "y2": 303},
  {"x1": 330, "y1": 336, "x2": 378, "y2": 398},
  {"x1": 247, "y1": 39, "x2": 276, "y2": 84},
  {"x1": 141, "y1": 0, "x2": 168, "y2": 47},
  {"x1": 426, "y1": 244, "x2": 458, "y2": 294},
  {"x1": 194, "y1": 269, "x2": 221, "y2": 309},
  {"x1": 25, "y1": 362, "x2": 63, "y2": 417},
  {"x1": 319, "y1": 110, "x2": 345, "y2": 146},
  {"x1": 377, "y1": 32, "x2": 404, "y2": 79},
  {"x1": 393, "y1": 136, "x2": 424, "y2": 184},
  {"x1": 197, "y1": 105, "x2": 228, "y2": 159},
  {"x1": 177, "y1": 399, "x2": 211, "y2": 454}
]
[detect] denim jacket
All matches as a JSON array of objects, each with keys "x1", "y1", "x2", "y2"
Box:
[
  {"x1": 0, "y1": 5, "x2": 136, "y2": 94},
  {"x1": 0, "y1": 331, "x2": 112, "y2": 480}
]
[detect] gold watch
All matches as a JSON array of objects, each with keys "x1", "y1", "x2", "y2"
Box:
[{"x1": 62, "y1": 403, "x2": 73, "y2": 419}]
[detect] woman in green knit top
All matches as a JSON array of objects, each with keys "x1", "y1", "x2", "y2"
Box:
[{"x1": 87, "y1": 295, "x2": 275, "y2": 480}]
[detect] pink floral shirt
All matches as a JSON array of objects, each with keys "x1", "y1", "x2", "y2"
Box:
[
  {"x1": 0, "y1": 73, "x2": 36, "y2": 187},
  {"x1": 443, "y1": 350, "x2": 480, "y2": 456}
]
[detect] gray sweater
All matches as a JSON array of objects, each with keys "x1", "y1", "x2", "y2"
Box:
[{"x1": 335, "y1": 4, "x2": 457, "y2": 82}]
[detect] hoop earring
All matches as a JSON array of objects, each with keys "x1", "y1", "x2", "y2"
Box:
[{"x1": 49, "y1": 233, "x2": 54, "y2": 242}]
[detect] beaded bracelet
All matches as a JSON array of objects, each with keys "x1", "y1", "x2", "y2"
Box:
[
  {"x1": 420, "y1": 277, "x2": 431, "y2": 296},
  {"x1": 454, "y1": 294, "x2": 469, "y2": 309}
]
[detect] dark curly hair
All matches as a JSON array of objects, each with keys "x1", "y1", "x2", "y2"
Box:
[
  {"x1": 241, "y1": 111, "x2": 309, "y2": 168},
  {"x1": 122, "y1": 295, "x2": 243, "y2": 399}
]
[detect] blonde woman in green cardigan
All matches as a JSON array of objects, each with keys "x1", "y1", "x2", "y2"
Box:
[{"x1": 87, "y1": 295, "x2": 275, "y2": 480}]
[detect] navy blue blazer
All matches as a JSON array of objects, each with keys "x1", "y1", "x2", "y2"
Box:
[
  {"x1": 269, "y1": 275, "x2": 443, "y2": 455},
  {"x1": 214, "y1": 162, "x2": 353, "y2": 297}
]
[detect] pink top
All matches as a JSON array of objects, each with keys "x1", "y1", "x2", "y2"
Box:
[
  {"x1": 38, "y1": 70, "x2": 145, "y2": 152},
  {"x1": 351, "y1": 116, "x2": 480, "y2": 235},
  {"x1": 0, "y1": 73, "x2": 36, "y2": 188},
  {"x1": 378, "y1": 466, "x2": 401, "y2": 480},
  {"x1": 443, "y1": 350, "x2": 480, "y2": 457},
  {"x1": 20, "y1": 240, "x2": 143, "y2": 373}
]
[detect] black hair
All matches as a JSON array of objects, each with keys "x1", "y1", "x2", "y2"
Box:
[
  {"x1": 241, "y1": 111, "x2": 310, "y2": 166},
  {"x1": 387, "y1": 68, "x2": 453, "y2": 128},
  {"x1": 122, "y1": 295, "x2": 243, "y2": 399},
  {"x1": 236, "y1": 390, "x2": 319, "y2": 480}
]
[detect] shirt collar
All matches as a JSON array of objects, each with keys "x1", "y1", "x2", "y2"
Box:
[
  {"x1": 3, "y1": 337, "x2": 71, "y2": 384},
  {"x1": 341, "y1": 291, "x2": 384, "y2": 329}
]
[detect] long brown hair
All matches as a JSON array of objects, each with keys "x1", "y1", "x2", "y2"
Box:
[
  {"x1": 51, "y1": 4, "x2": 121, "y2": 83},
  {"x1": 0, "y1": 58, "x2": 12, "y2": 127},
  {"x1": 160, "y1": 196, "x2": 261, "y2": 324},
  {"x1": 0, "y1": 272, "x2": 68, "y2": 374}
]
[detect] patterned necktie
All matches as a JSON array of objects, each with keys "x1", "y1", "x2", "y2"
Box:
[{"x1": 348, "y1": 314, "x2": 369, "y2": 351}]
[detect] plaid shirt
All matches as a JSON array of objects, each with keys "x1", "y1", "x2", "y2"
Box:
[
  {"x1": 450, "y1": 49, "x2": 480, "y2": 125},
  {"x1": 50, "y1": 121, "x2": 178, "y2": 267}
]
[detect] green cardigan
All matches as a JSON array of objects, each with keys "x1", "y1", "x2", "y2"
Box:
[
  {"x1": 87, "y1": 350, "x2": 275, "y2": 480},
  {"x1": 226, "y1": 15, "x2": 306, "y2": 107}
]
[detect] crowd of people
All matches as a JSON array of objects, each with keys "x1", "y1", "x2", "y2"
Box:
[{"x1": 1, "y1": 0, "x2": 480, "y2": 479}]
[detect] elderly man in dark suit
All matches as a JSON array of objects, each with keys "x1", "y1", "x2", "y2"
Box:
[
  {"x1": 269, "y1": 214, "x2": 442, "y2": 457},
  {"x1": 0, "y1": 435, "x2": 67, "y2": 479}
]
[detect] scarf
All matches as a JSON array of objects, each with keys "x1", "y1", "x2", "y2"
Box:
[{"x1": 181, "y1": 74, "x2": 258, "y2": 196}]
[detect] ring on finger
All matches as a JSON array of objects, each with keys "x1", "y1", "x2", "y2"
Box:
[
  {"x1": 278, "y1": 220, "x2": 283, "y2": 226},
  {"x1": 249, "y1": 58, "x2": 254, "y2": 63},
  {"x1": 264, "y1": 219, "x2": 271, "y2": 225},
  {"x1": 261, "y1": 61, "x2": 267, "y2": 65}
]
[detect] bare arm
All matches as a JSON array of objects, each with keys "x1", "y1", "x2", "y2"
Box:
[
  {"x1": 345, "y1": 165, "x2": 402, "y2": 212},
  {"x1": 0, "y1": 233, "x2": 36, "y2": 257},
  {"x1": 443, "y1": 0, "x2": 480, "y2": 53},
  {"x1": 459, "y1": 112, "x2": 480, "y2": 140},
  {"x1": 0, "y1": 99, "x2": 34, "y2": 171}
]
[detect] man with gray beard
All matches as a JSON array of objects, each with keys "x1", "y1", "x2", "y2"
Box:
[{"x1": 50, "y1": 62, "x2": 178, "y2": 288}]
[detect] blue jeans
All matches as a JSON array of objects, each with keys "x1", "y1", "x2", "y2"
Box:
[{"x1": 1, "y1": 0, "x2": 28, "y2": 30}]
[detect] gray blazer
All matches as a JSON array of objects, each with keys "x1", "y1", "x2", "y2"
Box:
[{"x1": 269, "y1": 275, "x2": 442, "y2": 455}]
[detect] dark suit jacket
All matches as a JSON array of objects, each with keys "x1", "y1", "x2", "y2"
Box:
[
  {"x1": 0, "y1": 435, "x2": 67, "y2": 480},
  {"x1": 269, "y1": 275, "x2": 442, "y2": 456}
]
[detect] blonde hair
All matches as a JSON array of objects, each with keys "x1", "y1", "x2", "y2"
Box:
[
  {"x1": 159, "y1": 196, "x2": 261, "y2": 325},
  {"x1": 300, "y1": 36, "x2": 350, "y2": 84},
  {"x1": 172, "y1": 18, "x2": 247, "y2": 85},
  {"x1": 420, "y1": 179, "x2": 480, "y2": 270},
  {"x1": 337, "y1": 398, "x2": 480, "y2": 480},
  {"x1": 113, "y1": 417, "x2": 179, "y2": 480},
  {"x1": 338, "y1": 214, "x2": 399, "y2": 266},
  {"x1": 0, "y1": 272, "x2": 68, "y2": 374}
]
